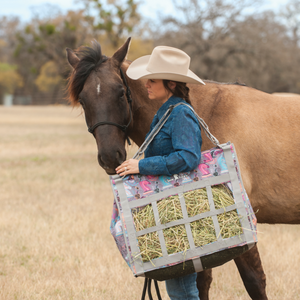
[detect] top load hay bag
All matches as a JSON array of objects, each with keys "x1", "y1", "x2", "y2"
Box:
[{"x1": 110, "y1": 103, "x2": 257, "y2": 281}]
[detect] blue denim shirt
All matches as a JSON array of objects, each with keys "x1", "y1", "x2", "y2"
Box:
[{"x1": 138, "y1": 96, "x2": 202, "y2": 176}]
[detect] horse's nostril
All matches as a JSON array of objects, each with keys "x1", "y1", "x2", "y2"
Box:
[
  {"x1": 98, "y1": 154, "x2": 106, "y2": 168},
  {"x1": 116, "y1": 151, "x2": 124, "y2": 165},
  {"x1": 97, "y1": 151, "x2": 125, "y2": 172}
]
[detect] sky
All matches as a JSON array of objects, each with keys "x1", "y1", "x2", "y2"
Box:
[{"x1": 0, "y1": 0, "x2": 290, "y2": 22}]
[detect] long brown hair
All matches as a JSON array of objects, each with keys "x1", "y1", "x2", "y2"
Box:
[{"x1": 163, "y1": 80, "x2": 192, "y2": 106}]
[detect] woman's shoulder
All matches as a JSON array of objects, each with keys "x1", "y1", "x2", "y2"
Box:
[{"x1": 170, "y1": 102, "x2": 197, "y2": 119}]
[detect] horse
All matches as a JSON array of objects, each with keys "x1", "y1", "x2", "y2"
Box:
[{"x1": 66, "y1": 37, "x2": 300, "y2": 300}]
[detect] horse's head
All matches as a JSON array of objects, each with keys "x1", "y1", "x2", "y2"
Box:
[{"x1": 66, "y1": 38, "x2": 132, "y2": 175}]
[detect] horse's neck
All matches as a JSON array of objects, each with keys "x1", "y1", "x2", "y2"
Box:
[{"x1": 189, "y1": 83, "x2": 220, "y2": 122}]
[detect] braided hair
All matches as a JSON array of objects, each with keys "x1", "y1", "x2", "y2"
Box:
[{"x1": 163, "y1": 80, "x2": 192, "y2": 106}]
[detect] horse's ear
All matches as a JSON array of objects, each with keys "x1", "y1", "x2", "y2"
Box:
[
  {"x1": 66, "y1": 48, "x2": 80, "y2": 69},
  {"x1": 112, "y1": 37, "x2": 131, "y2": 67}
]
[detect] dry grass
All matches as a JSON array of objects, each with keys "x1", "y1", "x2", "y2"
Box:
[{"x1": 0, "y1": 105, "x2": 299, "y2": 300}]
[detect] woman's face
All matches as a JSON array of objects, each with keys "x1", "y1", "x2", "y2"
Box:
[{"x1": 145, "y1": 79, "x2": 173, "y2": 102}]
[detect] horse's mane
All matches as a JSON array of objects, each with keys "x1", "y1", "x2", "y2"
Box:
[
  {"x1": 67, "y1": 41, "x2": 108, "y2": 105},
  {"x1": 204, "y1": 80, "x2": 247, "y2": 87}
]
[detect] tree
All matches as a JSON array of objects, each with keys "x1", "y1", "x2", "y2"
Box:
[
  {"x1": 154, "y1": 0, "x2": 300, "y2": 93},
  {"x1": 0, "y1": 63, "x2": 23, "y2": 94},
  {"x1": 1, "y1": 1, "x2": 151, "y2": 104},
  {"x1": 280, "y1": 0, "x2": 300, "y2": 46},
  {"x1": 80, "y1": 0, "x2": 141, "y2": 49},
  {"x1": 11, "y1": 8, "x2": 96, "y2": 103},
  {"x1": 14, "y1": 8, "x2": 95, "y2": 79},
  {"x1": 35, "y1": 61, "x2": 63, "y2": 92}
]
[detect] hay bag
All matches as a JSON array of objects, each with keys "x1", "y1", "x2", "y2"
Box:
[
  {"x1": 110, "y1": 103, "x2": 257, "y2": 281},
  {"x1": 110, "y1": 144, "x2": 257, "y2": 281}
]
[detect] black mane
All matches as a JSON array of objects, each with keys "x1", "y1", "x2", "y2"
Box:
[
  {"x1": 204, "y1": 80, "x2": 247, "y2": 86},
  {"x1": 68, "y1": 41, "x2": 107, "y2": 104}
]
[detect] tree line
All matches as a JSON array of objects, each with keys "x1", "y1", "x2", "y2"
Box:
[{"x1": 1, "y1": 0, "x2": 300, "y2": 105}]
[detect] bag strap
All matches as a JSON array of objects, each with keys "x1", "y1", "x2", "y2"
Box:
[
  {"x1": 133, "y1": 105, "x2": 176, "y2": 159},
  {"x1": 141, "y1": 278, "x2": 162, "y2": 300},
  {"x1": 133, "y1": 102, "x2": 220, "y2": 159}
]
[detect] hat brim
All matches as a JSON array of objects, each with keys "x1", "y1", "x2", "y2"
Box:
[{"x1": 126, "y1": 55, "x2": 205, "y2": 85}]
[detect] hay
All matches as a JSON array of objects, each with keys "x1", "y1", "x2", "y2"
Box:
[
  {"x1": 136, "y1": 232, "x2": 163, "y2": 262},
  {"x1": 190, "y1": 217, "x2": 217, "y2": 247},
  {"x1": 212, "y1": 184, "x2": 235, "y2": 209},
  {"x1": 132, "y1": 184, "x2": 243, "y2": 262},
  {"x1": 132, "y1": 205, "x2": 156, "y2": 231},
  {"x1": 163, "y1": 225, "x2": 190, "y2": 255},
  {"x1": 212, "y1": 185, "x2": 242, "y2": 239},
  {"x1": 184, "y1": 188, "x2": 210, "y2": 217},
  {"x1": 157, "y1": 195, "x2": 182, "y2": 224},
  {"x1": 217, "y1": 210, "x2": 243, "y2": 239}
]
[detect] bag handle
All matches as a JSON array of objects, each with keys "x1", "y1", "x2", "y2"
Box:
[
  {"x1": 133, "y1": 102, "x2": 220, "y2": 160},
  {"x1": 141, "y1": 278, "x2": 162, "y2": 300}
]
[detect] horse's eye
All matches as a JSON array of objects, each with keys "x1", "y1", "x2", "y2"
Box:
[
  {"x1": 78, "y1": 98, "x2": 85, "y2": 109},
  {"x1": 120, "y1": 89, "x2": 125, "y2": 99}
]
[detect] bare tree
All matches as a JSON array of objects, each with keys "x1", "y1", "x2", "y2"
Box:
[
  {"x1": 155, "y1": 0, "x2": 300, "y2": 93},
  {"x1": 280, "y1": 0, "x2": 300, "y2": 46}
]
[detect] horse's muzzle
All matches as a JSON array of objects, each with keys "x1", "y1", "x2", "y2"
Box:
[{"x1": 97, "y1": 150, "x2": 126, "y2": 175}]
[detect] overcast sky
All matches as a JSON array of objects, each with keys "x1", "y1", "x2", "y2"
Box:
[{"x1": 0, "y1": 0, "x2": 289, "y2": 22}]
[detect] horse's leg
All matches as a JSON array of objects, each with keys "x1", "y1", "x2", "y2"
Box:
[
  {"x1": 234, "y1": 244, "x2": 268, "y2": 300},
  {"x1": 196, "y1": 269, "x2": 213, "y2": 300}
]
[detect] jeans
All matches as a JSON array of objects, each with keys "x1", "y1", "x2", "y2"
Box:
[{"x1": 165, "y1": 272, "x2": 200, "y2": 300}]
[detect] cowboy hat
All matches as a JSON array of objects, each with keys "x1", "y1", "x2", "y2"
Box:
[{"x1": 126, "y1": 46, "x2": 205, "y2": 85}]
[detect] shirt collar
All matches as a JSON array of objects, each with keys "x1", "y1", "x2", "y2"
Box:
[{"x1": 156, "y1": 96, "x2": 186, "y2": 120}]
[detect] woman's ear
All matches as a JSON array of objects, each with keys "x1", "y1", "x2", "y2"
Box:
[{"x1": 168, "y1": 81, "x2": 176, "y2": 91}]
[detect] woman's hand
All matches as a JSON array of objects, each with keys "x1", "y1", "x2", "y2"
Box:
[{"x1": 116, "y1": 159, "x2": 140, "y2": 176}]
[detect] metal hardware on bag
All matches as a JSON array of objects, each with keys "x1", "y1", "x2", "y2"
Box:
[{"x1": 168, "y1": 104, "x2": 175, "y2": 112}]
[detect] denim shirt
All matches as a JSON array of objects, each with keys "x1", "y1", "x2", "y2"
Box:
[{"x1": 138, "y1": 96, "x2": 202, "y2": 176}]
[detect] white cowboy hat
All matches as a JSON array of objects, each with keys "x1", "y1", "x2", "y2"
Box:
[{"x1": 126, "y1": 46, "x2": 205, "y2": 85}]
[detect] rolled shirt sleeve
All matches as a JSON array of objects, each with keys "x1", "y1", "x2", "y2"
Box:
[{"x1": 138, "y1": 106, "x2": 202, "y2": 176}]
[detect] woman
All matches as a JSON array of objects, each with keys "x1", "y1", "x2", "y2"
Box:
[{"x1": 116, "y1": 46, "x2": 205, "y2": 300}]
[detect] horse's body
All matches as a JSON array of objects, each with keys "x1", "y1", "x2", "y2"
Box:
[
  {"x1": 121, "y1": 76, "x2": 300, "y2": 224},
  {"x1": 66, "y1": 38, "x2": 300, "y2": 300},
  {"x1": 191, "y1": 83, "x2": 300, "y2": 224}
]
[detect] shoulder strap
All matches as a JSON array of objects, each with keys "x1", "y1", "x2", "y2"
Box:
[
  {"x1": 175, "y1": 102, "x2": 220, "y2": 147},
  {"x1": 133, "y1": 103, "x2": 220, "y2": 159}
]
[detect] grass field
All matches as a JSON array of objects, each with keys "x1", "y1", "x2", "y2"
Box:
[{"x1": 0, "y1": 105, "x2": 299, "y2": 300}]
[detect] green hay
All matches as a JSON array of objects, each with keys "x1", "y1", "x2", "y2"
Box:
[
  {"x1": 132, "y1": 184, "x2": 243, "y2": 262},
  {"x1": 212, "y1": 184, "x2": 235, "y2": 209},
  {"x1": 217, "y1": 210, "x2": 243, "y2": 239},
  {"x1": 212, "y1": 185, "x2": 242, "y2": 239},
  {"x1": 184, "y1": 188, "x2": 210, "y2": 217},
  {"x1": 136, "y1": 232, "x2": 163, "y2": 262},
  {"x1": 132, "y1": 205, "x2": 156, "y2": 231},
  {"x1": 190, "y1": 217, "x2": 217, "y2": 247},
  {"x1": 163, "y1": 225, "x2": 190, "y2": 255},
  {"x1": 157, "y1": 195, "x2": 182, "y2": 224}
]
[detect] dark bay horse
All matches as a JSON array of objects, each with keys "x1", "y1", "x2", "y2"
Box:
[{"x1": 66, "y1": 38, "x2": 300, "y2": 300}]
